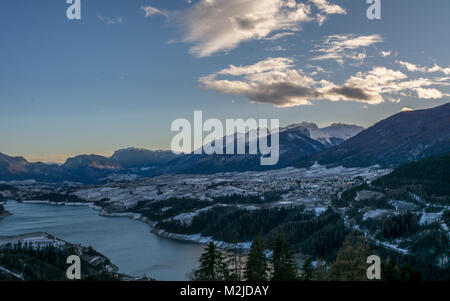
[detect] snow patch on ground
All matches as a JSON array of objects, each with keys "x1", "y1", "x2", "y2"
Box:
[
  {"x1": 154, "y1": 230, "x2": 252, "y2": 250},
  {"x1": 362, "y1": 209, "x2": 391, "y2": 221},
  {"x1": 169, "y1": 206, "x2": 214, "y2": 225},
  {"x1": 419, "y1": 212, "x2": 443, "y2": 225},
  {"x1": 0, "y1": 266, "x2": 24, "y2": 280},
  {"x1": 312, "y1": 207, "x2": 327, "y2": 216}
]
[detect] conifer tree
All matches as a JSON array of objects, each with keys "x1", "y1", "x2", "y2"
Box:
[
  {"x1": 192, "y1": 242, "x2": 229, "y2": 281},
  {"x1": 382, "y1": 258, "x2": 422, "y2": 281},
  {"x1": 244, "y1": 235, "x2": 268, "y2": 281},
  {"x1": 327, "y1": 231, "x2": 371, "y2": 281},
  {"x1": 226, "y1": 244, "x2": 244, "y2": 281},
  {"x1": 301, "y1": 258, "x2": 314, "y2": 281},
  {"x1": 271, "y1": 233, "x2": 298, "y2": 281}
]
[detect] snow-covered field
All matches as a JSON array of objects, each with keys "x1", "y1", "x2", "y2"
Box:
[
  {"x1": 66, "y1": 165, "x2": 389, "y2": 215},
  {"x1": 9, "y1": 164, "x2": 423, "y2": 255},
  {"x1": 362, "y1": 209, "x2": 392, "y2": 221}
]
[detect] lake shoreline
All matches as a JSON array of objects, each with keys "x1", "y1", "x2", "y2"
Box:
[
  {"x1": 0, "y1": 203, "x2": 12, "y2": 218},
  {"x1": 1, "y1": 200, "x2": 205, "y2": 280},
  {"x1": 0, "y1": 212, "x2": 12, "y2": 218},
  {"x1": 13, "y1": 199, "x2": 248, "y2": 251}
]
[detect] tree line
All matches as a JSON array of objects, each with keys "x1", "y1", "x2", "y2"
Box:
[{"x1": 190, "y1": 231, "x2": 425, "y2": 281}]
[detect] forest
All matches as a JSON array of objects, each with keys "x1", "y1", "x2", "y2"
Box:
[
  {"x1": 0, "y1": 242, "x2": 121, "y2": 281},
  {"x1": 373, "y1": 152, "x2": 450, "y2": 204},
  {"x1": 157, "y1": 206, "x2": 349, "y2": 261},
  {"x1": 190, "y1": 231, "x2": 426, "y2": 281}
]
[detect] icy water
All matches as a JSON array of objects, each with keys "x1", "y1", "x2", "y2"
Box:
[{"x1": 0, "y1": 200, "x2": 205, "y2": 280}]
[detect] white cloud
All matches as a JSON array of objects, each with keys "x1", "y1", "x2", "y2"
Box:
[
  {"x1": 181, "y1": 0, "x2": 314, "y2": 57},
  {"x1": 316, "y1": 14, "x2": 327, "y2": 26},
  {"x1": 199, "y1": 58, "x2": 450, "y2": 107},
  {"x1": 141, "y1": 5, "x2": 169, "y2": 19},
  {"x1": 216, "y1": 57, "x2": 295, "y2": 76},
  {"x1": 200, "y1": 58, "x2": 382, "y2": 107},
  {"x1": 397, "y1": 61, "x2": 427, "y2": 72},
  {"x1": 97, "y1": 15, "x2": 123, "y2": 25},
  {"x1": 309, "y1": 0, "x2": 346, "y2": 26},
  {"x1": 344, "y1": 67, "x2": 450, "y2": 100},
  {"x1": 380, "y1": 50, "x2": 391, "y2": 57},
  {"x1": 397, "y1": 61, "x2": 450, "y2": 75},
  {"x1": 199, "y1": 57, "x2": 319, "y2": 107},
  {"x1": 414, "y1": 88, "x2": 448, "y2": 99},
  {"x1": 264, "y1": 32, "x2": 296, "y2": 41},
  {"x1": 310, "y1": 0, "x2": 346, "y2": 15},
  {"x1": 142, "y1": 1, "x2": 347, "y2": 57},
  {"x1": 333, "y1": 67, "x2": 408, "y2": 104},
  {"x1": 265, "y1": 45, "x2": 287, "y2": 52},
  {"x1": 312, "y1": 34, "x2": 383, "y2": 64},
  {"x1": 428, "y1": 64, "x2": 450, "y2": 75}
]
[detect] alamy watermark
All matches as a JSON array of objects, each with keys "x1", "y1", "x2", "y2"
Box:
[
  {"x1": 170, "y1": 111, "x2": 280, "y2": 166},
  {"x1": 367, "y1": 0, "x2": 381, "y2": 20},
  {"x1": 66, "y1": 255, "x2": 81, "y2": 280},
  {"x1": 66, "y1": 1, "x2": 380, "y2": 21},
  {"x1": 367, "y1": 255, "x2": 381, "y2": 280},
  {"x1": 66, "y1": 0, "x2": 81, "y2": 20}
]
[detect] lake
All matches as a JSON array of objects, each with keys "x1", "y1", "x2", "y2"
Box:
[{"x1": 0, "y1": 200, "x2": 205, "y2": 281}]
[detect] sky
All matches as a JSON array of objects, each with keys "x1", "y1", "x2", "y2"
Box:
[{"x1": 0, "y1": 0, "x2": 449, "y2": 163}]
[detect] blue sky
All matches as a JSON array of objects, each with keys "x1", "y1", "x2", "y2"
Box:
[{"x1": 0, "y1": 0, "x2": 449, "y2": 162}]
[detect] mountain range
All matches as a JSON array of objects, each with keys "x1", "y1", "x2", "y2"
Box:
[
  {"x1": 162, "y1": 125, "x2": 328, "y2": 174},
  {"x1": 1, "y1": 102, "x2": 449, "y2": 183},
  {"x1": 0, "y1": 149, "x2": 178, "y2": 183},
  {"x1": 282, "y1": 122, "x2": 364, "y2": 147},
  {"x1": 0, "y1": 123, "x2": 361, "y2": 183}
]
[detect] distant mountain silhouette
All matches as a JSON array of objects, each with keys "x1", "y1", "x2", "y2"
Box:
[
  {"x1": 163, "y1": 125, "x2": 326, "y2": 174},
  {"x1": 283, "y1": 122, "x2": 364, "y2": 147},
  {"x1": 0, "y1": 121, "x2": 365, "y2": 182},
  {"x1": 111, "y1": 148, "x2": 179, "y2": 168}
]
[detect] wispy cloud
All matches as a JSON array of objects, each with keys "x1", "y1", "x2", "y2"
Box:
[
  {"x1": 141, "y1": 5, "x2": 170, "y2": 20},
  {"x1": 310, "y1": 0, "x2": 347, "y2": 14},
  {"x1": 142, "y1": 0, "x2": 347, "y2": 57},
  {"x1": 97, "y1": 15, "x2": 123, "y2": 25},
  {"x1": 265, "y1": 45, "x2": 287, "y2": 52},
  {"x1": 182, "y1": 0, "x2": 313, "y2": 57},
  {"x1": 311, "y1": 34, "x2": 383, "y2": 64},
  {"x1": 414, "y1": 88, "x2": 448, "y2": 99},
  {"x1": 309, "y1": 0, "x2": 346, "y2": 25},
  {"x1": 397, "y1": 60, "x2": 450, "y2": 75},
  {"x1": 343, "y1": 66, "x2": 450, "y2": 100},
  {"x1": 264, "y1": 32, "x2": 296, "y2": 41}
]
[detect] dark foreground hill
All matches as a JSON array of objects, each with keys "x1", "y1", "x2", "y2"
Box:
[
  {"x1": 372, "y1": 151, "x2": 450, "y2": 198},
  {"x1": 296, "y1": 103, "x2": 450, "y2": 168}
]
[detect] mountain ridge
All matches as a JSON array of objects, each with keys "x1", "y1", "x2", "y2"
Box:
[
  {"x1": 8, "y1": 104, "x2": 450, "y2": 184},
  {"x1": 295, "y1": 103, "x2": 450, "y2": 168}
]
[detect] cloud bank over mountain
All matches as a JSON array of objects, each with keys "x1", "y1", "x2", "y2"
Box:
[{"x1": 199, "y1": 58, "x2": 450, "y2": 107}]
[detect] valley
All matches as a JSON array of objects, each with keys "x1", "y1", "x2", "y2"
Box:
[
  {"x1": 2, "y1": 156, "x2": 448, "y2": 280},
  {"x1": 1, "y1": 104, "x2": 449, "y2": 281}
]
